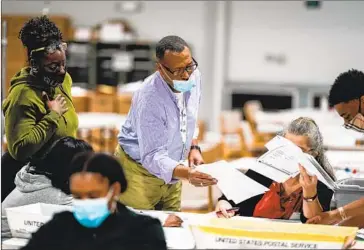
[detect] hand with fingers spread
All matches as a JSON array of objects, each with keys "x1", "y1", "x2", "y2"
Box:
[
  {"x1": 43, "y1": 92, "x2": 68, "y2": 116},
  {"x1": 215, "y1": 200, "x2": 236, "y2": 218},
  {"x1": 299, "y1": 164, "x2": 318, "y2": 198},
  {"x1": 188, "y1": 168, "x2": 218, "y2": 187}
]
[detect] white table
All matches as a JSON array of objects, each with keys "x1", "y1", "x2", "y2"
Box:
[
  {"x1": 77, "y1": 112, "x2": 127, "y2": 130},
  {"x1": 3, "y1": 209, "x2": 363, "y2": 250}
]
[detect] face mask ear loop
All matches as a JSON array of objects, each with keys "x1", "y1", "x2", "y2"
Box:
[
  {"x1": 108, "y1": 187, "x2": 118, "y2": 212},
  {"x1": 159, "y1": 63, "x2": 174, "y2": 83},
  {"x1": 359, "y1": 96, "x2": 362, "y2": 115}
]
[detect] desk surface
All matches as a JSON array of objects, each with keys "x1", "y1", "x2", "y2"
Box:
[{"x1": 3, "y1": 210, "x2": 363, "y2": 250}]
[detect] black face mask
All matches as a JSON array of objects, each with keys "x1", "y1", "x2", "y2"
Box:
[
  {"x1": 39, "y1": 68, "x2": 66, "y2": 88},
  {"x1": 31, "y1": 63, "x2": 67, "y2": 89}
]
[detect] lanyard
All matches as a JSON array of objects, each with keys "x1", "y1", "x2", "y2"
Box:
[{"x1": 179, "y1": 96, "x2": 188, "y2": 160}]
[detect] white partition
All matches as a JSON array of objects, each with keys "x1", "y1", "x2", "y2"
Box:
[{"x1": 228, "y1": 1, "x2": 364, "y2": 84}]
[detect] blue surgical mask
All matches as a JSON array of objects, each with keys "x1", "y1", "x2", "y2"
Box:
[
  {"x1": 160, "y1": 65, "x2": 196, "y2": 93},
  {"x1": 173, "y1": 78, "x2": 196, "y2": 93},
  {"x1": 72, "y1": 190, "x2": 113, "y2": 228}
]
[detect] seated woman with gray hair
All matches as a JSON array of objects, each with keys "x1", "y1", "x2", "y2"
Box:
[{"x1": 215, "y1": 117, "x2": 336, "y2": 223}]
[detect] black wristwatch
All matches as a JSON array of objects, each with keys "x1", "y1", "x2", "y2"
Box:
[
  {"x1": 303, "y1": 193, "x2": 318, "y2": 202},
  {"x1": 190, "y1": 145, "x2": 201, "y2": 153}
]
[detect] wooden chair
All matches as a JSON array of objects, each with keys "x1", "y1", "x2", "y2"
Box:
[
  {"x1": 220, "y1": 110, "x2": 249, "y2": 160},
  {"x1": 243, "y1": 101, "x2": 275, "y2": 144}
]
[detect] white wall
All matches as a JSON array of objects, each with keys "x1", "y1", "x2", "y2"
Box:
[{"x1": 228, "y1": 1, "x2": 364, "y2": 85}]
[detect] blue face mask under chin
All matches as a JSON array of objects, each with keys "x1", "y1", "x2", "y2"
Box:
[
  {"x1": 160, "y1": 64, "x2": 196, "y2": 93},
  {"x1": 172, "y1": 77, "x2": 196, "y2": 93},
  {"x1": 72, "y1": 190, "x2": 113, "y2": 228}
]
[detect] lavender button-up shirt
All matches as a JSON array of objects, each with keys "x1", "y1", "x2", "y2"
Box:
[{"x1": 118, "y1": 70, "x2": 201, "y2": 184}]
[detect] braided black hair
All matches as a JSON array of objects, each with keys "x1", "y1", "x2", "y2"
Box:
[{"x1": 18, "y1": 15, "x2": 63, "y2": 60}]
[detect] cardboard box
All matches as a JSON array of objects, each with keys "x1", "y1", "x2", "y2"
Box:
[
  {"x1": 5, "y1": 203, "x2": 72, "y2": 239},
  {"x1": 189, "y1": 217, "x2": 358, "y2": 249}
]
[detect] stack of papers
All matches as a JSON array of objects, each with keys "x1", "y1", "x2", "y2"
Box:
[
  {"x1": 163, "y1": 227, "x2": 196, "y2": 249},
  {"x1": 357, "y1": 229, "x2": 364, "y2": 240},
  {"x1": 256, "y1": 136, "x2": 338, "y2": 190},
  {"x1": 2, "y1": 238, "x2": 28, "y2": 249},
  {"x1": 196, "y1": 161, "x2": 269, "y2": 203}
]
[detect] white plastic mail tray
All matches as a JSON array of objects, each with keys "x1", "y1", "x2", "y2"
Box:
[
  {"x1": 5, "y1": 203, "x2": 72, "y2": 239},
  {"x1": 334, "y1": 178, "x2": 364, "y2": 208}
]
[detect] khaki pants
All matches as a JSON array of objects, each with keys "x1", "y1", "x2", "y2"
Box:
[{"x1": 115, "y1": 145, "x2": 182, "y2": 211}]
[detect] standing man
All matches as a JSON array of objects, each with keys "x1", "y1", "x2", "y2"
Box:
[
  {"x1": 307, "y1": 69, "x2": 364, "y2": 228},
  {"x1": 115, "y1": 35, "x2": 217, "y2": 211}
]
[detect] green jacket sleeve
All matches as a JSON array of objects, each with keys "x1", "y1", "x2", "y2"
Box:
[{"x1": 5, "y1": 102, "x2": 61, "y2": 162}]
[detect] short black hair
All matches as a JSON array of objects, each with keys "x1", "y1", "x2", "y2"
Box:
[
  {"x1": 156, "y1": 35, "x2": 188, "y2": 60},
  {"x1": 18, "y1": 15, "x2": 63, "y2": 59},
  {"x1": 70, "y1": 153, "x2": 128, "y2": 193},
  {"x1": 30, "y1": 137, "x2": 93, "y2": 194},
  {"x1": 329, "y1": 69, "x2": 364, "y2": 106}
]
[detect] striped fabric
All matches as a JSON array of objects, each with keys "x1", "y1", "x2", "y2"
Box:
[{"x1": 118, "y1": 70, "x2": 201, "y2": 184}]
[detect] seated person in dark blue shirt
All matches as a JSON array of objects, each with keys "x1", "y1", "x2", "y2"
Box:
[{"x1": 21, "y1": 153, "x2": 167, "y2": 250}]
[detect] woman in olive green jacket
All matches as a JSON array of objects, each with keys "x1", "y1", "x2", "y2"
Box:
[{"x1": 1, "y1": 16, "x2": 78, "y2": 200}]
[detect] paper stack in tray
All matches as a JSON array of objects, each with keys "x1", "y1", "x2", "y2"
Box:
[{"x1": 189, "y1": 216, "x2": 358, "y2": 249}]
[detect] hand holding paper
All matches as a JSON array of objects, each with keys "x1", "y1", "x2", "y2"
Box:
[
  {"x1": 187, "y1": 168, "x2": 218, "y2": 187},
  {"x1": 196, "y1": 161, "x2": 269, "y2": 203},
  {"x1": 298, "y1": 164, "x2": 318, "y2": 198}
]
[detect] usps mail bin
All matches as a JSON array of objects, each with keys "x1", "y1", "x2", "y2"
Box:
[
  {"x1": 5, "y1": 203, "x2": 72, "y2": 239},
  {"x1": 334, "y1": 178, "x2": 364, "y2": 208}
]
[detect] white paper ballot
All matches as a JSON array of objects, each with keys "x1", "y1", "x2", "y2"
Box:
[
  {"x1": 163, "y1": 227, "x2": 196, "y2": 249},
  {"x1": 249, "y1": 161, "x2": 292, "y2": 183},
  {"x1": 264, "y1": 135, "x2": 298, "y2": 150},
  {"x1": 258, "y1": 136, "x2": 338, "y2": 190},
  {"x1": 357, "y1": 228, "x2": 364, "y2": 240},
  {"x1": 2, "y1": 238, "x2": 28, "y2": 249},
  {"x1": 196, "y1": 161, "x2": 269, "y2": 203}
]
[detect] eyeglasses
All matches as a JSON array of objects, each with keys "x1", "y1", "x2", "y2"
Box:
[
  {"x1": 30, "y1": 42, "x2": 68, "y2": 58},
  {"x1": 343, "y1": 97, "x2": 364, "y2": 132},
  {"x1": 343, "y1": 114, "x2": 364, "y2": 132},
  {"x1": 160, "y1": 58, "x2": 198, "y2": 77}
]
